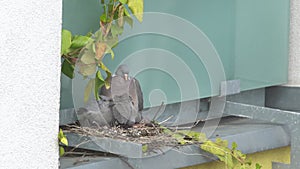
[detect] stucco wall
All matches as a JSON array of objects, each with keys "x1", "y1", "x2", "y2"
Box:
[
  {"x1": 289, "y1": 0, "x2": 300, "y2": 85},
  {"x1": 0, "y1": 1, "x2": 62, "y2": 169}
]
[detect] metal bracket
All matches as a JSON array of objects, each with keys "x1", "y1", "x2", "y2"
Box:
[
  {"x1": 224, "y1": 101, "x2": 300, "y2": 169},
  {"x1": 220, "y1": 79, "x2": 241, "y2": 96}
]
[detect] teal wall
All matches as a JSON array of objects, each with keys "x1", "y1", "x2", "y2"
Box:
[
  {"x1": 61, "y1": 0, "x2": 290, "y2": 109},
  {"x1": 234, "y1": 0, "x2": 290, "y2": 90},
  {"x1": 61, "y1": 0, "x2": 102, "y2": 109}
]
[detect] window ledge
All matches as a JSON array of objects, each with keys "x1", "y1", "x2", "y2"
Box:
[{"x1": 60, "y1": 117, "x2": 289, "y2": 169}]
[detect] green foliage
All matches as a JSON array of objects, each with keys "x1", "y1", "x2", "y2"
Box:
[
  {"x1": 71, "y1": 35, "x2": 91, "y2": 49},
  {"x1": 61, "y1": 59, "x2": 74, "y2": 79},
  {"x1": 111, "y1": 24, "x2": 124, "y2": 37},
  {"x1": 161, "y1": 127, "x2": 261, "y2": 169},
  {"x1": 201, "y1": 138, "x2": 257, "y2": 169},
  {"x1": 172, "y1": 130, "x2": 207, "y2": 145},
  {"x1": 61, "y1": 0, "x2": 144, "y2": 101},
  {"x1": 176, "y1": 130, "x2": 207, "y2": 142},
  {"x1": 58, "y1": 129, "x2": 68, "y2": 156},
  {"x1": 128, "y1": 0, "x2": 144, "y2": 22},
  {"x1": 84, "y1": 79, "x2": 95, "y2": 103},
  {"x1": 255, "y1": 163, "x2": 262, "y2": 169},
  {"x1": 142, "y1": 144, "x2": 148, "y2": 153},
  {"x1": 119, "y1": 0, "x2": 128, "y2": 4},
  {"x1": 61, "y1": 29, "x2": 72, "y2": 55},
  {"x1": 59, "y1": 146, "x2": 65, "y2": 157},
  {"x1": 95, "y1": 70, "x2": 105, "y2": 100}
]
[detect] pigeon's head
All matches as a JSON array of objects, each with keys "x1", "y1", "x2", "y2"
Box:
[{"x1": 116, "y1": 64, "x2": 130, "y2": 80}]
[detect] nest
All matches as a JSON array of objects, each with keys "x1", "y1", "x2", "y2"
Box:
[{"x1": 64, "y1": 123, "x2": 181, "y2": 154}]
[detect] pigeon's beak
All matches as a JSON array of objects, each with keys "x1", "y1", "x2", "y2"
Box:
[{"x1": 124, "y1": 74, "x2": 128, "y2": 80}]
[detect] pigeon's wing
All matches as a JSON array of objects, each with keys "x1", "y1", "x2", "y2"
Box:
[
  {"x1": 134, "y1": 78, "x2": 143, "y2": 111},
  {"x1": 128, "y1": 79, "x2": 143, "y2": 123},
  {"x1": 110, "y1": 77, "x2": 134, "y2": 125},
  {"x1": 112, "y1": 94, "x2": 136, "y2": 125}
]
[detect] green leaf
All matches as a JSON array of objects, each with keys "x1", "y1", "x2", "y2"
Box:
[
  {"x1": 61, "y1": 59, "x2": 75, "y2": 79},
  {"x1": 256, "y1": 163, "x2": 262, "y2": 169},
  {"x1": 95, "y1": 42, "x2": 107, "y2": 60},
  {"x1": 215, "y1": 137, "x2": 228, "y2": 147},
  {"x1": 59, "y1": 146, "x2": 65, "y2": 156},
  {"x1": 176, "y1": 130, "x2": 207, "y2": 142},
  {"x1": 172, "y1": 133, "x2": 188, "y2": 145},
  {"x1": 201, "y1": 140, "x2": 226, "y2": 156},
  {"x1": 71, "y1": 35, "x2": 90, "y2": 49},
  {"x1": 123, "y1": 7, "x2": 133, "y2": 27},
  {"x1": 108, "y1": 4, "x2": 114, "y2": 14},
  {"x1": 78, "y1": 47, "x2": 97, "y2": 76},
  {"x1": 106, "y1": 47, "x2": 115, "y2": 60},
  {"x1": 76, "y1": 44, "x2": 97, "y2": 76},
  {"x1": 111, "y1": 24, "x2": 124, "y2": 37},
  {"x1": 201, "y1": 140, "x2": 234, "y2": 168},
  {"x1": 95, "y1": 70, "x2": 105, "y2": 100},
  {"x1": 84, "y1": 78, "x2": 95, "y2": 103},
  {"x1": 119, "y1": 0, "x2": 128, "y2": 4},
  {"x1": 86, "y1": 31, "x2": 93, "y2": 37},
  {"x1": 160, "y1": 126, "x2": 172, "y2": 135},
  {"x1": 58, "y1": 129, "x2": 68, "y2": 145},
  {"x1": 100, "y1": 13, "x2": 108, "y2": 22},
  {"x1": 79, "y1": 63, "x2": 97, "y2": 77},
  {"x1": 58, "y1": 129, "x2": 64, "y2": 140},
  {"x1": 142, "y1": 144, "x2": 148, "y2": 153},
  {"x1": 99, "y1": 62, "x2": 112, "y2": 89},
  {"x1": 80, "y1": 50, "x2": 95, "y2": 64},
  {"x1": 61, "y1": 29, "x2": 72, "y2": 55},
  {"x1": 232, "y1": 142, "x2": 238, "y2": 150},
  {"x1": 124, "y1": 16, "x2": 133, "y2": 28},
  {"x1": 105, "y1": 36, "x2": 119, "y2": 48},
  {"x1": 60, "y1": 137, "x2": 68, "y2": 146},
  {"x1": 124, "y1": 7, "x2": 132, "y2": 18},
  {"x1": 128, "y1": 0, "x2": 144, "y2": 22},
  {"x1": 94, "y1": 30, "x2": 104, "y2": 42},
  {"x1": 200, "y1": 138, "x2": 254, "y2": 169}
]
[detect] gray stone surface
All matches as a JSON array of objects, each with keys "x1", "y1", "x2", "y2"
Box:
[
  {"x1": 66, "y1": 132, "x2": 143, "y2": 158},
  {"x1": 61, "y1": 118, "x2": 289, "y2": 169}
]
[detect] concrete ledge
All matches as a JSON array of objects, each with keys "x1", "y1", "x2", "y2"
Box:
[{"x1": 60, "y1": 117, "x2": 289, "y2": 169}]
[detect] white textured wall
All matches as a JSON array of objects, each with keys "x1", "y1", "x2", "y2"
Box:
[
  {"x1": 0, "y1": 1, "x2": 62, "y2": 169},
  {"x1": 289, "y1": 0, "x2": 300, "y2": 85}
]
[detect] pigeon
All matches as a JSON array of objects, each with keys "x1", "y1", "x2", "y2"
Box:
[
  {"x1": 76, "y1": 95, "x2": 114, "y2": 128},
  {"x1": 99, "y1": 64, "x2": 144, "y2": 126}
]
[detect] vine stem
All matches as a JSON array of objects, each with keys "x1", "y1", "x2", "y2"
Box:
[
  {"x1": 103, "y1": 2, "x2": 122, "y2": 38},
  {"x1": 201, "y1": 144, "x2": 246, "y2": 165}
]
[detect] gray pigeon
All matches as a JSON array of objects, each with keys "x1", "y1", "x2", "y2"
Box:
[
  {"x1": 99, "y1": 64, "x2": 144, "y2": 126},
  {"x1": 77, "y1": 96, "x2": 114, "y2": 128},
  {"x1": 114, "y1": 64, "x2": 143, "y2": 112}
]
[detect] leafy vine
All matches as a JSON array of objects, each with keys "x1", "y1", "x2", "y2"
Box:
[
  {"x1": 161, "y1": 127, "x2": 262, "y2": 169},
  {"x1": 58, "y1": 129, "x2": 68, "y2": 156},
  {"x1": 61, "y1": 0, "x2": 143, "y2": 102}
]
